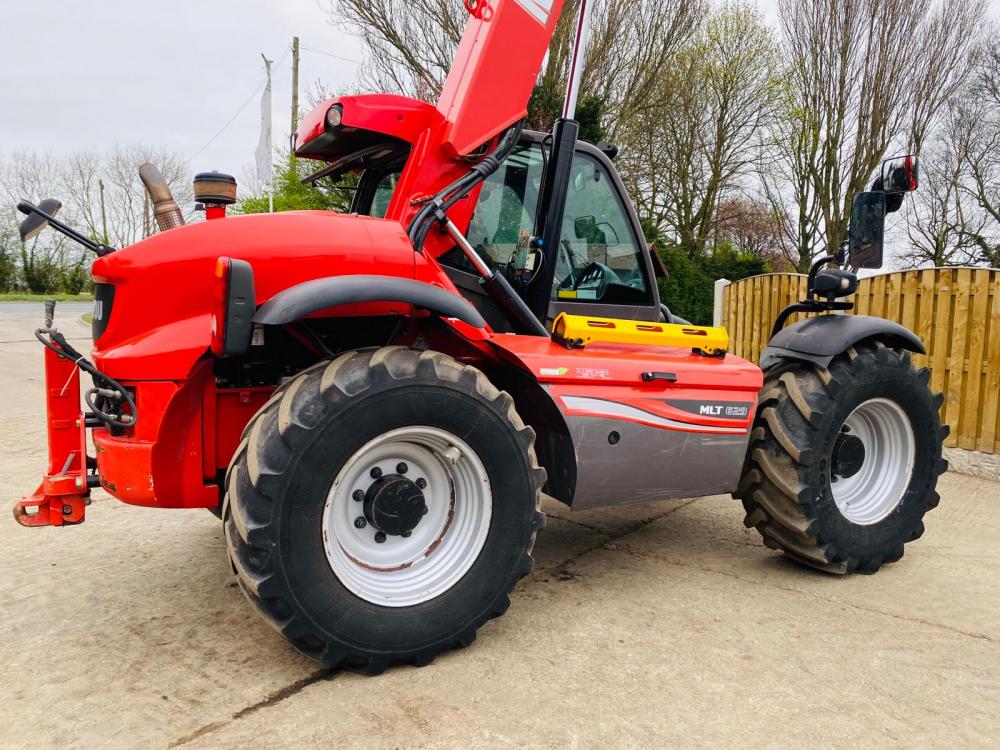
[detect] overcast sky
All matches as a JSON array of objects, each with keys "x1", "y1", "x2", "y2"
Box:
[
  {"x1": 1, "y1": 2, "x2": 787, "y2": 185},
  {"x1": 0, "y1": 0, "x2": 362, "y2": 184}
]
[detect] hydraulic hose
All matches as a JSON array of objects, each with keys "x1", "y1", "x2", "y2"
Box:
[
  {"x1": 35, "y1": 328, "x2": 137, "y2": 430},
  {"x1": 408, "y1": 121, "x2": 524, "y2": 252}
]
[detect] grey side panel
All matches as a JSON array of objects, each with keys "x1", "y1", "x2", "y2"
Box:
[
  {"x1": 566, "y1": 416, "x2": 750, "y2": 511},
  {"x1": 254, "y1": 275, "x2": 486, "y2": 328},
  {"x1": 761, "y1": 314, "x2": 925, "y2": 369}
]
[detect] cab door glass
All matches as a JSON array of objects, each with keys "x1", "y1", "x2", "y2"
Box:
[
  {"x1": 464, "y1": 145, "x2": 544, "y2": 268},
  {"x1": 372, "y1": 173, "x2": 399, "y2": 218},
  {"x1": 554, "y1": 154, "x2": 651, "y2": 306}
]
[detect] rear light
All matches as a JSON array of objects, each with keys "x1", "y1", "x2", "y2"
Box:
[{"x1": 210, "y1": 257, "x2": 256, "y2": 357}]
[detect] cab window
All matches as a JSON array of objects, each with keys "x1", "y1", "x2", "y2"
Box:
[
  {"x1": 457, "y1": 144, "x2": 651, "y2": 306},
  {"x1": 465, "y1": 146, "x2": 544, "y2": 266},
  {"x1": 371, "y1": 173, "x2": 398, "y2": 218},
  {"x1": 553, "y1": 154, "x2": 650, "y2": 305}
]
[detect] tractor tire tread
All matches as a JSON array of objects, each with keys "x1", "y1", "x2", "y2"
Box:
[
  {"x1": 225, "y1": 347, "x2": 544, "y2": 673},
  {"x1": 736, "y1": 342, "x2": 945, "y2": 575}
]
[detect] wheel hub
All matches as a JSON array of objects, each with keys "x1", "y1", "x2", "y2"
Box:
[
  {"x1": 363, "y1": 474, "x2": 426, "y2": 536},
  {"x1": 322, "y1": 426, "x2": 493, "y2": 607},
  {"x1": 832, "y1": 432, "x2": 865, "y2": 479},
  {"x1": 830, "y1": 398, "x2": 916, "y2": 525}
]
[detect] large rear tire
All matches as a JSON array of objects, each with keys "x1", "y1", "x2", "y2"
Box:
[
  {"x1": 736, "y1": 342, "x2": 948, "y2": 574},
  {"x1": 224, "y1": 347, "x2": 545, "y2": 672}
]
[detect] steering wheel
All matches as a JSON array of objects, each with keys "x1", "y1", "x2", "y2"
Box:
[{"x1": 574, "y1": 262, "x2": 618, "y2": 300}]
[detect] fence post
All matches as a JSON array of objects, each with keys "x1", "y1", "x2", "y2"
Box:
[{"x1": 713, "y1": 278, "x2": 730, "y2": 328}]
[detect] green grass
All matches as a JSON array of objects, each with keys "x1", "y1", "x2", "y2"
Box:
[
  {"x1": 82, "y1": 313, "x2": 93, "y2": 325},
  {"x1": 0, "y1": 293, "x2": 93, "y2": 302}
]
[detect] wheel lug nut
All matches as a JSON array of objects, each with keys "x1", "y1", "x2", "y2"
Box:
[
  {"x1": 352, "y1": 489, "x2": 365, "y2": 502},
  {"x1": 396, "y1": 462, "x2": 408, "y2": 474},
  {"x1": 402, "y1": 530, "x2": 412, "y2": 538},
  {"x1": 370, "y1": 467, "x2": 383, "y2": 480},
  {"x1": 416, "y1": 478, "x2": 427, "y2": 489},
  {"x1": 354, "y1": 516, "x2": 367, "y2": 529},
  {"x1": 374, "y1": 531, "x2": 387, "y2": 544}
]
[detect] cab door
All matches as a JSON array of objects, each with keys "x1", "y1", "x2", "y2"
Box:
[
  {"x1": 441, "y1": 133, "x2": 662, "y2": 331},
  {"x1": 546, "y1": 143, "x2": 660, "y2": 323}
]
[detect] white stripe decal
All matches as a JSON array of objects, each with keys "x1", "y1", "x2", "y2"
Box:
[
  {"x1": 513, "y1": 0, "x2": 554, "y2": 25},
  {"x1": 561, "y1": 396, "x2": 748, "y2": 434}
]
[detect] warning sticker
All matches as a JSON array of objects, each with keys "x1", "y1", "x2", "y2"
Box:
[{"x1": 575, "y1": 368, "x2": 611, "y2": 379}]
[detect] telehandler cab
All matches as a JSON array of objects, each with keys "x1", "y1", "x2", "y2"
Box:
[{"x1": 15, "y1": 0, "x2": 946, "y2": 672}]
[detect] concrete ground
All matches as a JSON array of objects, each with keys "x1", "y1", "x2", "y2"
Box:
[{"x1": 1, "y1": 301, "x2": 998, "y2": 749}]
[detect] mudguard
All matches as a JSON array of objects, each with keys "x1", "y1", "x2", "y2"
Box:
[
  {"x1": 253, "y1": 274, "x2": 486, "y2": 328},
  {"x1": 760, "y1": 314, "x2": 925, "y2": 370}
]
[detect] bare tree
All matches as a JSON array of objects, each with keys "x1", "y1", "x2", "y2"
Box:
[
  {"x1": 329, "y1": 1, "x2": 468, "y2": 99},
  {"x1": 0, "y1": 145, "x2": 191, "y2": 291},
  {"x1": 59, "y1": 145, "x2": 192, "y2": 248},
  {"x1": 772, "y1": 0, "x2": 987, "y2": 272},
  {"x1": 618, "y1": 2, "x2": 784, "y2": 256},
  {"x1": 904, "y1": 103, "x2": 987, "y2": 267},
  {"x1": 329, "y1": 0, "x2": 702, "y2": 136},
  {"x1": 714, "y1": 197, "x2": 795, "y2": 269},
  {"x1": 0, "y1": 151, "x2": 73, "y2": 292},
  {"x1": 961, "y1": 40, "x2": 1000, "y2": 266}
]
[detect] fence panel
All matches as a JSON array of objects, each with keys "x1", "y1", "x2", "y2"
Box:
[{"x1": 720, "y1": 268, "x2": 1000, "y2": 455}]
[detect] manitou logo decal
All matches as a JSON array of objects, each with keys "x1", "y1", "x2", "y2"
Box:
[
  {"x1": 514, "y1": 0, "x2": 555, "y2": 25},
  {"x1": 666, "y1": 400, "x2": 753, "y2": 421}
]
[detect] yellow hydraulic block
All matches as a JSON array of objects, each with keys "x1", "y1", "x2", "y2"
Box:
[{"x1": 551, "y1": 313, "x2": 730, "y2": 356}]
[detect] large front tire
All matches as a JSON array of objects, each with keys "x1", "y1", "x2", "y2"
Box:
[
  {"x1": 224, "y1": 348, "x2": 545, "y2": 672},
  {"x1": 737, "y1": 342, "x2": 948, "y2": 574}
]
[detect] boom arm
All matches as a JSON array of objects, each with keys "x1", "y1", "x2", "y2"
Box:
[{"x1": 436, "y1": 0, "x2": 568, "y2": 157}]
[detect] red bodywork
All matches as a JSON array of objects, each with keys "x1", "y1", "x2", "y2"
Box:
[{"x1": 18, "y1": 0, "x2": 763, "y2": 524}]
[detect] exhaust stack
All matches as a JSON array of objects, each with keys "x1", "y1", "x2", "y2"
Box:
[{"x1": 138, "y1": 163, "x2": 184, "y2": 232}]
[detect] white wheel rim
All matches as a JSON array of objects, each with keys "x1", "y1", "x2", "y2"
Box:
[
  {"x1": 831, "y1": 398, "x2": 915, "y2": 525},
  {"x1": 322, "y1": 426, "x2": 492, "y2": 607}
]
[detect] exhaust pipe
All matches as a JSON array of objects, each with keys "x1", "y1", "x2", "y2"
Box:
[{"x1": 138, "y1": 163, "x2": 184, "y2": 232}]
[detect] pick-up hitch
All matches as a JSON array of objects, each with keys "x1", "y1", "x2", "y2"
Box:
[{"x1": 13, "y1": 302, "x2": 132, "y2": 527}]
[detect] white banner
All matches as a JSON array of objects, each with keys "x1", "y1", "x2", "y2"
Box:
[{"x1": 255, "y1": 57, "x2": 273, "y2": 187}]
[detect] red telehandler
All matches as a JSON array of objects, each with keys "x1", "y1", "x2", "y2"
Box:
[{"x1": 15, "y1": 0, "x2": 947, "y2": 673}]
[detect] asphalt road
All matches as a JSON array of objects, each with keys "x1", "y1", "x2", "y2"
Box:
[{"x1": 1, "y1": 302, "x2": 998, "y2": 749}]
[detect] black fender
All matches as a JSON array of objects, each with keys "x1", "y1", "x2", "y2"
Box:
[
  {"x1": 760, "y1": 314, "x2": 925, "y2": 370},
  {"x1": 253, "y1": 274, "x2": 486, "y2": 328}
]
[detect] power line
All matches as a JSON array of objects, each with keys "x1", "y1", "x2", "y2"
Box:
[
  {"x1": 186, "y1": 46, "x2": 293, "y2": 165},
  {"x1": 299, "y1": 44, "x2": 362, "y2": 66}
]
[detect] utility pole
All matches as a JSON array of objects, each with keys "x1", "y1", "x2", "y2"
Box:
[
  {"x1": 98, "y1": 178, "x2": 109, "y2": 245},
  {"x1": 290, "y1": 36, "x2": 300, "y2": 167}
]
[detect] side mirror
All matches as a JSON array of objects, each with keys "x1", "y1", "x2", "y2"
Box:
[
  {"x1": 18, "y1": 199, "x2": 63, "y2": 242},
  {"x1": 848, "y1": 191, "x2": 886, "y2": 269},
  {"x1": 882, "y1": 154, "x2": 919, "y2": 194},
  {"x1": 574, "y1": 215, "x2": 598, "y2": 240}
]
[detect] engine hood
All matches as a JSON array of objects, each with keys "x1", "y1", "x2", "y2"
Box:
[{"x1": 90, "y1": 211, "x2": 418, "y2": 380}]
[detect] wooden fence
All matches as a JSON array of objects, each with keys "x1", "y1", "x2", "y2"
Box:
[{"x1": 718, "y1": 268, "x2": 1000, "y2": 455}]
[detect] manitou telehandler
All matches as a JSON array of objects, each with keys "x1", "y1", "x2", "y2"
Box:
[{"x1": 15, "y1": 0, "x2": 946, "y2": 672}]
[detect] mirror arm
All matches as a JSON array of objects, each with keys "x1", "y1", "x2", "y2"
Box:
[
  {"x1": 805, "y1": 253, "x2": 837, "y2": 301},
  {"x1": 17, "y1": 202, "x2": 115, "y2": 257}
]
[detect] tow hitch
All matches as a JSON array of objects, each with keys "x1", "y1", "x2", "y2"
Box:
[{"x1": 13, "y1": 302, "x2": 133, "y2": 527}]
